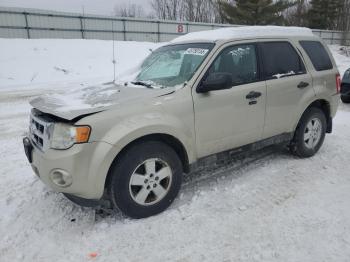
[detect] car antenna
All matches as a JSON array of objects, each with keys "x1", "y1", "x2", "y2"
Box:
[{"x1": 112, "y1": 20, "x2": 116, "y2": 83}]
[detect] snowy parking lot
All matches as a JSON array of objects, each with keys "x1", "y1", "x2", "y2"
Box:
[{"x1": 1, "y1": 39, "x2": 350, "y2": 262}]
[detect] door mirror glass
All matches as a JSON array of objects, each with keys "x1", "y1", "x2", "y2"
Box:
[{"x1": 197, "y1": 72, "x2": 233, "y2": 93}]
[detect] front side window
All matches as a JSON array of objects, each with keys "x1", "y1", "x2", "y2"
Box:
[
  {"x1": 208, "y1": 44, "x2": 259, "y2": 86},
  {"x1": 260, "y1": 42, "x2": 306, "y2": 80},
  {"x1": 136, "y1": 43, "x2": 214, "y2": 88},
  {"x1": 300, "y1": 41, "x2": 333, "y2": 71}
]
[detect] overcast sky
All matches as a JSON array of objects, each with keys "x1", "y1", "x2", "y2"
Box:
[{"x1": 0, "y1": 0, "x2": 152, "y2": 15}]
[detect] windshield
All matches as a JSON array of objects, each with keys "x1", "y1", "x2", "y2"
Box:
[{"x1": 135, "y1": 43, "x2": 214, "y2": 88}]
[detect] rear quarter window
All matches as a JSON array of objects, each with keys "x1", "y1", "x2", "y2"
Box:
[
  {"x1": 299, "y1": 41, "x2": 333, "y2": 71},
  {"x1": 260, "y1": 41, "x2": 306, "y2": 80}
]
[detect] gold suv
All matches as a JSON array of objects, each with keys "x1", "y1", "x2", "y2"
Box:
[{"x1": 23, "y1": 26, "x2": 340, "y2": 218}]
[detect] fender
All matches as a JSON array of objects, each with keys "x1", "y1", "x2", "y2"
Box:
[
  {"x1": 101, "y1": 112, "x2": 195, "y2": 161},
  {"x1": 81, "y1": 110, "x2": 196, "y2": 199}
]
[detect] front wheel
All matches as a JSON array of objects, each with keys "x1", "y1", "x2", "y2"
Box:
[
  {"x1": 290, "y1": 107, "x2": 327, "y2": 158},
  {"x1": 108, "y1": 141, "x2": 183, "y2": 219}
]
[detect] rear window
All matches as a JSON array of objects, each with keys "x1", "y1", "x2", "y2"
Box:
[
  {"x1": 260, "y1": 42, "x2": 306, "y2": 80},
  {"x1": 300, "y1": 41, "x2": 333, "y2": 71}
]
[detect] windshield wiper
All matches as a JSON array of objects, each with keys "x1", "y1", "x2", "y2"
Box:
[{"x1": 131, "y1": 81, "x2": 154, "y2": 89}]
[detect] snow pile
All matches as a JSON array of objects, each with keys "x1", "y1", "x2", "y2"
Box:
[
  {"x1": 0, "y1": 39, "x2": 162, "y2": 92},
  {"x1": 171, "y1": 26, "x2": 314, "y2": 43},
  {"x1": 329, "y1": 45, "x2": 350, "y2": 76}
]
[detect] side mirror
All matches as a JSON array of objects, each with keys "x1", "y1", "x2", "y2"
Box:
[{"x1": 196, "y1": 72, "x2": 233, "y2": 93}]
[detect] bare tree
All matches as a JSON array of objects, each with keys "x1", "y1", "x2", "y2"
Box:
[
  {"x1": 336, "y1": 0, "x2": 350, "y2": 45},
  {"x1": 285, "y1": 0, "x2": 310, "y2": 26},
  {"x1": 150, "y1": 0, "x2": 222, "y2": 22},
  {"x1": 114, "y1": 3, "x2": 145, "y2": 18},
  {"x1": 337, "y1": 0, "x2": 350, "y2": 30},
  {"x1": 151, "y1": 0, "x2": 181, "y2": 20}
]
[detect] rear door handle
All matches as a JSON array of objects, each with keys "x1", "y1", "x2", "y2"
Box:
[
  {"x1": 297, "y1": 81, "x2": 309, "y2": 89},
  {"x1": 246, "y1": 91, "x2": 262, "y2": 99}
]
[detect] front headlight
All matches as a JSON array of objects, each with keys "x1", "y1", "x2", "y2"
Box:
[{"x1": 49, "y1": 123, "x2": 91, "y2": 150}]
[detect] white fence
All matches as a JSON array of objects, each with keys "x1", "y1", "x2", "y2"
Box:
[{"x1": 0, "y1": 6, "x2": 349, "y2": 44}]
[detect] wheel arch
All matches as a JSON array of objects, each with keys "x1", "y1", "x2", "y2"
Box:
[
  {"x1": 104, "y1": 133, "x2": 190, "y2": 190},
  {"x1": 298, "y1": 99, "x2": 332, "y2": 133}
]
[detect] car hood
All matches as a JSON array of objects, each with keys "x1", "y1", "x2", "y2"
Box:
[{"x1": 30, "y1": 82, "x2": 175, "y2": 121}]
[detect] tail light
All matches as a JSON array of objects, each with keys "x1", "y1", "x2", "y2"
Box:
[{"x1": 336, "y1": 73, "x2": 341, "y2": 94}]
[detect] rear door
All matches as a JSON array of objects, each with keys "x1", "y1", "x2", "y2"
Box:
[
  {"x1": 259, "y1": 40, "x2": 315, "y2": 139},
  {"x1": 192, "y1": 41, "x2": 267, "y2": 158}
]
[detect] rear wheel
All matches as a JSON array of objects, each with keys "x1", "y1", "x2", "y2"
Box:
[
  {"x1": 108, "y1": 141, "x2": 183, "y2": 218},
  {"x1": 290, "y1": 107, "x2": 327, "y2": 158},
  {"x1": 341, "y1": 95, "x2": 350, "y2": 103}
]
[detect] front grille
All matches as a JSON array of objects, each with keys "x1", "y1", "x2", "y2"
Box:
[
  {"x1": 29, "y1": 110, "x2": 53, "y2": 151},
  {"x1": 33, "y1": 133, "x2": 43, "y2": 147}
]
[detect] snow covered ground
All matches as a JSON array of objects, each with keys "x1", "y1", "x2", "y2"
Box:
[{"x1": 1, "y1": 39, "x2": 350, "y2": 262}]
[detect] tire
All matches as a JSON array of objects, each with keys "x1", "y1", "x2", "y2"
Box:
[
  {"x1": 290, "y1": 107, "x2": 327, "y2": 158},
  {"x1": 108, "y1": 141, "x2": 183, "y2": 219},
  {"x1": 341, "y1": 95, "x2": 350, "y2": 103}
]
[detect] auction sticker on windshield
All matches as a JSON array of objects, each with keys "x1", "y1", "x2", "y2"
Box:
[{"x1": 184, "y1": 48, "x2": 209, "y2": 56}]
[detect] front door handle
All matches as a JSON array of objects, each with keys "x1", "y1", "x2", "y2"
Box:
[
  {"x1": 297, "y1": 81, "x2": 309, "y2": 89},
  {"x1": 246, "y1": 91, "x2": 262, "y2": 99}
]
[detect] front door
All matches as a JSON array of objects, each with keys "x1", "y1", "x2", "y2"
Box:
[{"x1": 192, "y1": 43, "x2": 267, "y2": 158}]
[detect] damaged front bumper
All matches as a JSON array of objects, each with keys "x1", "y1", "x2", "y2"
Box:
[{"x1": 23, "y1": 136, "x2": 115, "y2": 202}]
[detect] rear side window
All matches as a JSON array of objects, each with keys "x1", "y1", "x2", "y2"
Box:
[
  {"x1": 300, "y1": 41, "x2": 333, "y2": 71},
  {"x1": 260, "y1": 42, "x2": 306, "y2": 80}
]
